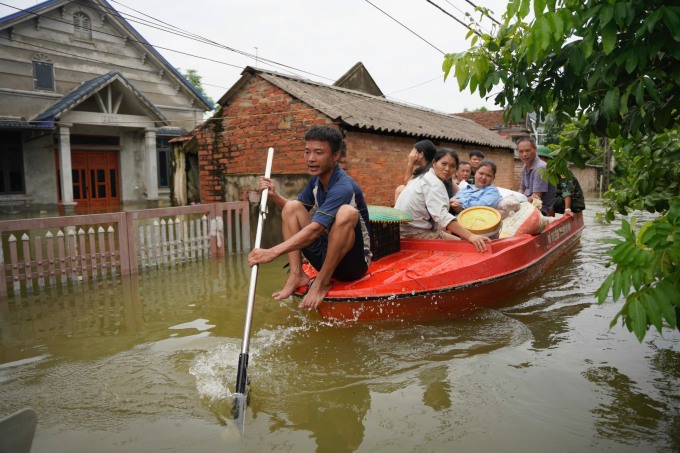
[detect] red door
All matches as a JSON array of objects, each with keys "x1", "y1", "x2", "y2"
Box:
[{"x1": 69, "y1": 151, "x2": 120, "y2": 208}]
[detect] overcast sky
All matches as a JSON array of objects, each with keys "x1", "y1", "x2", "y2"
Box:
[{"x1": 2, "y1": 0, "x2": 510, "y2": 113}]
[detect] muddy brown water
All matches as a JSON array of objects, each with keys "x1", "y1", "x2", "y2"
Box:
[{"x1": 1, "y1": 198, "x2": 678, "y2": 453}]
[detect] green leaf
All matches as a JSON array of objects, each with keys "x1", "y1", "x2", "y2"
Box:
[
  {"x1": 546, "y1": 11, "x2": 564, "y2": 40},
  {"x1": 599, "y1": 4, "x2": 614, "y2": 27},
  {"x1": 603, "y1": 89, "x2": 620, "y2": 118},
  {"x1": 642, "y1": 293, "x2": 663, "y2": 334},
  {"x1": 624, "y1": 52, "x2": 637, "y2": 74},
  {"x1": 628, "y1": 299, "x2": 648, "y2": 341},
  {"x1": 596, "y1": 273, "x2": 614, "y2": 304},
  {"x1": 614, "y1": 2, "x2": 630, "y2": 27},
  {"x1": 662, "y1": 6, "x2": 680, "y2": 42},
  {"x1": 634, "y1": 80, "x2": 645, "y2": 106},
  {"x1": 601, "y1": 22, "x2": 617, "y2": 55},
  {"x1": 534, "y1": 0, "x2": 546, "y2": 17},
  {"x1": 652, "y1": 284, "x2": 678, "y2": 327},
  {"x1": 507, "y1": 0, "x2": 520, "y2": 17},
  {"x1": 536, "y1": 16, "x2": 551, "y2": 50},
  {"x1": 582, "y1": 31, "x2": 595, "y2": 58},
  {"x1": 519, "y1": 0, "x2": 531, "y2": 19},
  {"x1": 631, "y1": 269, "x2": 644, "y2": 290},
  {"x1": 645, "y1": 9, "x2": 663, "y2": 33},
  {"x1": 612, "y1": 270, "x2": 623, "y2": 301},
  {"x1": 642, "y1": 77, "x2": 661, "y2": 103}
]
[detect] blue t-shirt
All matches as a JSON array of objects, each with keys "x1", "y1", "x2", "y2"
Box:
[{"x1": 298, "y1": 165, "x2": 371, "y2": 250}]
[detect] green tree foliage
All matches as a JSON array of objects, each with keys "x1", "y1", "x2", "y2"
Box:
[
  {"x1": 181, "y1": 68, "x2": 215, "y2": 108},
  {"x1": 443, "y1": 0, "x2": 680, "y2": 341}
]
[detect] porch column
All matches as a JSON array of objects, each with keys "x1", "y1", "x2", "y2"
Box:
[
  {"x1": 57, "y1": 123, "x2": 77, "y2": 212},
  {"x1": 144, "y1": 128, "x2": 158, "y2": 201}
]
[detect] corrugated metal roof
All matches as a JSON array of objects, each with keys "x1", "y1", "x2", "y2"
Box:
[
  {"x1": 31, "y1": 71, "x2": 169, "y2": 125},
  {"x1": 223, "y1": 67, "x2": 515, "y2": 151}
]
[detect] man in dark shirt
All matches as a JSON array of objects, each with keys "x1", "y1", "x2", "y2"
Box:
[{"x1": 248, "y1": 126, "x2": 371, "y2": 310}]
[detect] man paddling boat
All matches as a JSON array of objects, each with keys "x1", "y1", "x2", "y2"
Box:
[{"x1": 247, "y1": 126, "x2": 371, "y2": 310}]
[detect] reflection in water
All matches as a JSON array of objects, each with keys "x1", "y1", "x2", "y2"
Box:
[
  {"x1": 420, "y1": 365, "x2": 452, "y2": 411},
  {"x1": 583, "y1": 366, "x2": 666, "y2": 444}
]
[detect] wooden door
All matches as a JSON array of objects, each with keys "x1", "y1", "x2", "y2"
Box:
[{"x1": 69, "y1": 151, "x2": 120, "y2": 208}]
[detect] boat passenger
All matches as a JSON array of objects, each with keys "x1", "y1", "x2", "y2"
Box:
[
  {"x1": 395, "y1": 140, "x2": 454, "y2": 204},
  {"x1": 467, "y1": 150, "x2": 485, "y2": 184},
  {"x1": 394, "y1": 148, "x2": 491, "y2": 251},
  {"x1": 247, "y1": 125, "x2": 371, "y2": 310},
  {"x1": 451, "y1": 160, "x2": 471, "y2": 196},
  {"x1": 518, "y1": 136, "x2": 555, "y2": 216},
  {"x1": 537, "y1": 146, "x2": 585, "y2": 216},
  {"x1": 450, "y1": 160, "x2": 502, "y2": 214}
]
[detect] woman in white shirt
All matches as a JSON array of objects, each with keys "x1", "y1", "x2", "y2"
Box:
[{"x1": 395, "y1": 149, "x2": 490, "y2": 252}]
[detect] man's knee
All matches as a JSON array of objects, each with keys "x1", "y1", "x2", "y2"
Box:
[
  {"x1": 281, "y1": 200, "x2": 306, "y2": 216},
  {"x1": 335, "y1": 205, "x2": 359, "y2": 227}
]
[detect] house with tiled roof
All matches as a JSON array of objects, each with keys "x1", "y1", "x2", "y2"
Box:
[
  {"x1": 192, "y1": 65, "x2": 516, "y2": 208},
  {"x1": 0, "y1": 0, "x2": 212, "y2": 212}
]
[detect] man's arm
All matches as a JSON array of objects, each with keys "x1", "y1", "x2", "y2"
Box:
[
  {"x1": 248, "y1": 221, "x2": 325, "y2": 265},
  {"x1": 402, "y1": 149, "x2": 419, "y2": 184}
]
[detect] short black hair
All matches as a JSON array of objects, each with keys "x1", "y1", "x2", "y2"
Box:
[
  {"x1": 469, "y1": 150, "x2": 485, "y2": 159},
  {"x1": 458, "y1": 160, "x2": 471, "y2": 168},
  {"x1": 304, "y1": 125, "x2": 343, "y2": 153},
  {"x1": 414, "y1": 140, "x2": 437, "y2": 162}
]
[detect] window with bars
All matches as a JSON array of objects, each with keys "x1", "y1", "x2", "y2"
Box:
[{"x1": 32, "y1": 54, "x2": 54, "y2": 91}]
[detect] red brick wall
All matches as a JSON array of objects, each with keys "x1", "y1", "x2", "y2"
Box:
[
  {"x1": 197, "y1": 75, "x2": 517, "y2": 206},
  {"x1": 197, "y1": 75, "x2": 334, "y2": 202}
]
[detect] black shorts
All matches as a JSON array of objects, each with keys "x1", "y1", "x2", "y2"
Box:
[{"x1": 302, "y1": 220, "x2": 369, "y2": 281}]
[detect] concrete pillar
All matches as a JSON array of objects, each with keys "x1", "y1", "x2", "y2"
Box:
[
  {"x1": 145, "y1": 128, "x2": 158, "y2": 201},
  {"x1": 57, "y1": 124, "x2": 77, "y2": 212}
]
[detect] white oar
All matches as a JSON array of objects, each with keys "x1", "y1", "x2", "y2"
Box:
[{"x1": 233, "y1": 147, "x2": 274, "y2": 431}]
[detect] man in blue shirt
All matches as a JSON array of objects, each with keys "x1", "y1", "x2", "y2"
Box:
[{"x1": 248, "y1": 126, "x2": 371, "y2": 310}]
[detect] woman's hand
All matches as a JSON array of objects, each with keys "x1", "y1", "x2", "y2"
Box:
[
  {"x1": 407, "y1": 148, "x2": 420, "y2": 165},
  {"x1": 467, "y1": 233, "x2": 491, "y2": 252},
  {"x1": 450, "y1": 199, "x2": 463, "y2": 214}
]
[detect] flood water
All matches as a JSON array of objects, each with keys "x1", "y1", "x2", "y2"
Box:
[{"x1": 1, "y1": 198, "x2": 678, "y2": 453}]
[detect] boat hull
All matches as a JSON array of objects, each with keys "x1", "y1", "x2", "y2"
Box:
[{"x1": 295, "y1": 212, "x2": 585, "y2": 322}]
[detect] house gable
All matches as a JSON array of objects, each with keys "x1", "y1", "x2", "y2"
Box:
[
  {"x1": 334, "y1": 62, "x2": 384, "y2": 97},
  {"x1": 0, "y1": 0, "x2": 212, "y2": 123},
  {"x1": 32, "y1": 71, "x2": 169, "y2": 128}
]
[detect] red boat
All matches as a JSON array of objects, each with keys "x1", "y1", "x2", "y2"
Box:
[{"x1": 294, "y1": 212, "x2": 585, "y2": 322}]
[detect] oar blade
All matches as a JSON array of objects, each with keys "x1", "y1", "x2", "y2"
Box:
[{"x1": 232, "y1": 392, "x2": 247, "y2": 433}]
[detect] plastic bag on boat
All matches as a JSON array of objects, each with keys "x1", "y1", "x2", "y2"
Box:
[
  {"x1": 496, "y1": 194, "x2": 521, "y2": 219},
  {"x1": 499, "y1": 201, "x2": 548, "y2": 237}
]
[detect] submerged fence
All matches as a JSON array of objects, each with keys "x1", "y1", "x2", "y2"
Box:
[{"x1": 0, "y1": 202, "x2": 250, "y2": 297}]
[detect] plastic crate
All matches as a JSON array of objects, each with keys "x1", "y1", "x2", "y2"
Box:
[{"x1": 370, "y1": 222, "x2": 401, "y2": 261}]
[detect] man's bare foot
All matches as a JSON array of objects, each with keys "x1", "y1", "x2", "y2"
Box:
[
  {"x1": 273, "y1": 273, "x2": 310, "y2": 300},
  {"x1": 298, "y1": 279, "x2": 333, "y2": 310}
]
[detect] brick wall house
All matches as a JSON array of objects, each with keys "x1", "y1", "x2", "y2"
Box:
[{"x1": 191, "y1": 66, "x2": 516, "y2": 209}]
